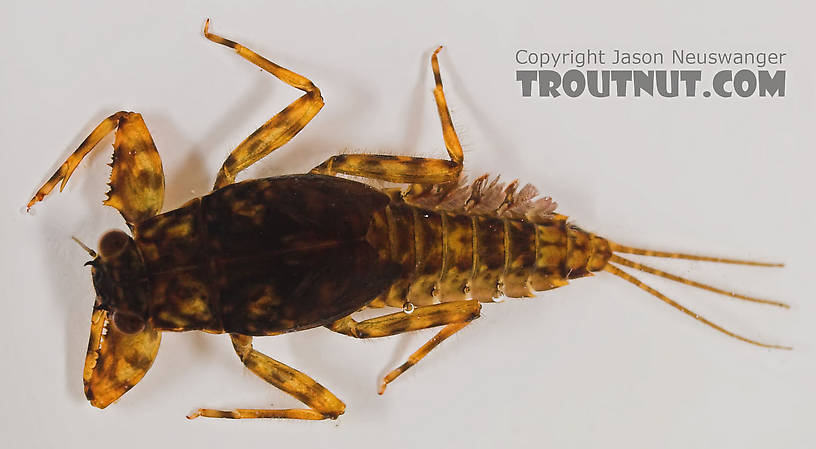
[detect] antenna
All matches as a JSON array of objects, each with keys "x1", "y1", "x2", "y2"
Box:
[{"x1": 71, "y1": 236, "x2": 97, "y2": 258}]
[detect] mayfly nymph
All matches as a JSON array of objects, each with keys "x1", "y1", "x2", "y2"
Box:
[{"x1": 27, "y1": 20, "x2": 788, "y2": 420}]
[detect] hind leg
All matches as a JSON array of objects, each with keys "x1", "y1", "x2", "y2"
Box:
[
  {"x1": 311, "y1": 47, "x2": 464, "y2": 185},
  {"x1": 327, "y1": 300, "x2": 480, "y2": 393}
]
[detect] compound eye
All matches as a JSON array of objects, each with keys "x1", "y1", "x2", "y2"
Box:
[
  {"x1": 112, "y1": 311, "x2": 146, "y2": 334},
  {"x1": 98, "y1": 230, "x2": 131, "y2": 259}
]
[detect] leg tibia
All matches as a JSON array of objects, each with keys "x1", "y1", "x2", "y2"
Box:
[
  {"x1": 431, "y1": 46, "x2": 464, "y2": 164},
  {"x1": 379, "y1": 322, "x2": 470, "y2": 394},
  {"x1": 188, "y1": 409, "x2": 327, "y2": 420}
]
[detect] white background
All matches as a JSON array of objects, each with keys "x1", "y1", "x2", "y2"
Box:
[{"x1": 2, "y1": 1, "x2": 814, "y2": 447}]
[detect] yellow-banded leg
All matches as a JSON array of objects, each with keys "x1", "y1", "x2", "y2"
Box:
[
  {"x1": 327, "y1": 300, "x2": 481, "y2": 393},
  {"x1": 84, "y1": 309, "x2": 162, "y2": 409},
  {"x1": 311, "y1": 47, "x2": 464, "y2": 186},
  {"x1": 204, "y1": 20, "x2": 325, "y2": 189},
  {"x1": 27, "y1": 111, "x2": 164, "y2": 226},
  {"x1": 189, "y1": 334, "x2": 346, "y2": 420}
]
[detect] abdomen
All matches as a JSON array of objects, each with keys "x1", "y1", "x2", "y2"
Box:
[{"x1": 366, "y1": 191, "x2": 613, "y2": 308}]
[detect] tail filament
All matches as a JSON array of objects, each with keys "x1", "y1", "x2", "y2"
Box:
[
  {"x1": 609, "y1": 243, "x2": 784, "y2": 267},
  {"x1": 604, "y1": 244, "x2": 789, "y2": 350}
]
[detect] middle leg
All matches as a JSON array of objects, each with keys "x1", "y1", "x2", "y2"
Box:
[
  {"x1": 204, "y1": 20, "x2": 325, "y2": 189},
  {"x1": 188, "y1": 334, "x2": 346, "y2": 420}
]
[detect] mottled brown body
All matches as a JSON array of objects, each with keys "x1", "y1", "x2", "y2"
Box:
[
  {"x1": 125, "y1": 174, "x2": 610, "y2": 334},
  {"x1": 133, "y1": 175, "x2": 401, "y2": 335},
  {"x1": 28, "y1": 21, "x2": 787, "y2": 421}
]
